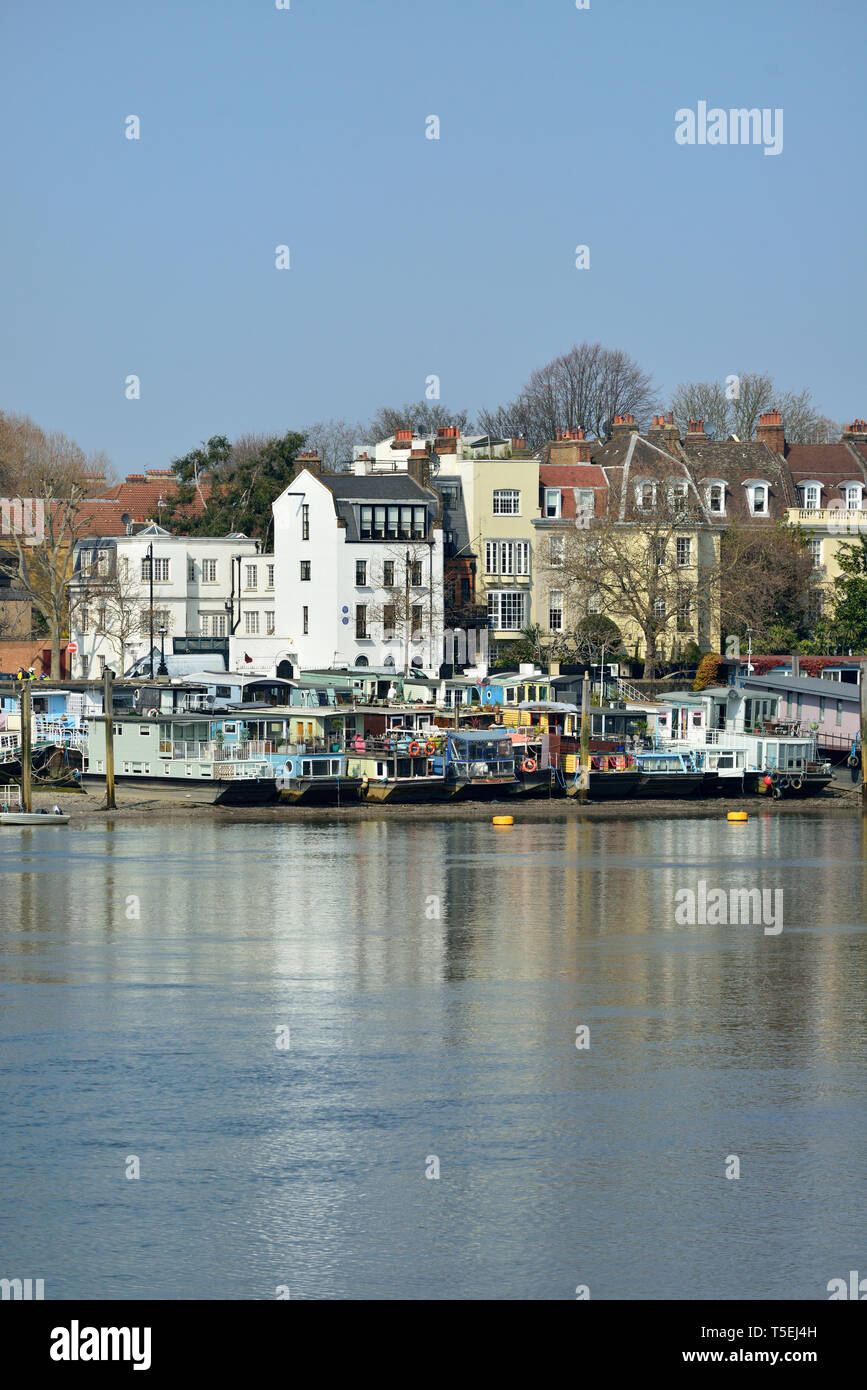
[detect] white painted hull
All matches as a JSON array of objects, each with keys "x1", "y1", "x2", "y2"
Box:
[{"x1": 0, "y1": 812, "x2": 70, "y2": 824}]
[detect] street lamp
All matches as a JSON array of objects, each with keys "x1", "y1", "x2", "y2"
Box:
[
  {"x1": 147, "y1": 542, "x2": 155, "y2": 678},
  {"x1": 157, "y1": 624, "x2": 168, "y2": 677}
]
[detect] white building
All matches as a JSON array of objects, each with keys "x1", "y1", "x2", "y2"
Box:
[
  {"x1": 266, "y1": 458, "x2": 444, "y2": 675},
  {"x1": 68, "y1": 525, "x2": 272, "y2": 677}
]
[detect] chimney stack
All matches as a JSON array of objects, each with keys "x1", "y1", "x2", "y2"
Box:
[
  {"x1": 756, "y1": 408, "x2": 785, "y2": 454},
  {"x1": 407, "y1": 446, "x2": 432, "y2": 491},
  {"x1": 434, "y1": 425, "x2": 459, "y2": 455},
  {"x1": 842, "y1": 417, "x2": 867, "y2": 442},
  {"x1": 391, "y1": 429, "x2": 413, "y2": 450},
  {"x1": 611, "y1": 413, "x2": 639, "y2": 436},
  {"x1": 548, "y1": 427, "x2": 592, "y2": 463},
  {"x1": 295, "y1": 449, "x2": 322, "y2": 476},
  {"x1": 685, "y1": 419, "x2": 707, "y2": 441}
]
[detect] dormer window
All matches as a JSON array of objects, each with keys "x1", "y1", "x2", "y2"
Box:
[
  {"x1": 800, "y1": 482, "x2": 822, "y2": 510},
  {"x1": 842, "y1": 483, "x2": 863, "y2": 510},
  {"x1": 745, "y1": 481, "x2": 769, "y2": 515},
  {"x1": 636, "y1": 480, "x2": 657, "y2": 510},
  {"x1": 705, "y1": 481, "x2": 726, "y2": 515},
  {"x1": 544, "y1": 488, "x2": 562, "y2": 518},
  {"x1": 668, "y1": 481, "x2": 689, "y2": 513}
]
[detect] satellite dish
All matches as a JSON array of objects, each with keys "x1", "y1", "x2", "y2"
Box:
[{"x1": 122, "y1": 513, "x2": 131, "y2": 528}]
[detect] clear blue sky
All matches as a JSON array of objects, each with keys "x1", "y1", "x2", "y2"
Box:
[{"x1": 1, "y1": 0, "x2": 864, "y2": 473}]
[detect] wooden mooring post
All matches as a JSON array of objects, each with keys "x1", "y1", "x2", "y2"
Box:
[
  {"x1": 861, "y1": 671, "x2": 867, "y2": 815},
  {"x1": 579, "y1": 671, "x2": 591, "y2": 805},
  {"x1": 103, "y1": 667, "x2": 116, "y2": 810},
  {"x1": 20, "y1": 679, "x2": 32, "y2": 813}
]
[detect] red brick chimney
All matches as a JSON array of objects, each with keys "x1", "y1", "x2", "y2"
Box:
[
  {"x1": 685, "y1": 419, "x2": 707, "y2": 441},
  {"x1": 611, "y1": 413, "x2": 639, "y2": 436},
  {"x1": 842, "y1": 417, "x2": 867, "y2": 442},
  {"x1": 756, "y1": 408, "x2": 785, "y2": 454},
  {"x1": 391, "y1": 428, "x2": 413, "y2": 449},
  {"x1": 549, "y1": 427, "x2": 592, "y2": 463},
  {"x1": 434, "y1": 425, "x2": 458, "y2": 455}
]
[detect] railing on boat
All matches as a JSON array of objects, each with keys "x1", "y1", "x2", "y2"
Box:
[{"x1": 0, "y1": 783, "x2": 22, "y2": 811}]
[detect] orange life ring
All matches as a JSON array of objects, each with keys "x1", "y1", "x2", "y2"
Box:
[
  {"x1": 425, "y1": 740, "x2": 436, "y2": 754},
  {"x1": 521, "y1": 757, "x2": 537, "y2": 773},
  {"x1": 408, "y1": 741, "x2": 421, "y2": 755}
]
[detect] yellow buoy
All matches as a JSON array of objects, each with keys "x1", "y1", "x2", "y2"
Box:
[
  {"x1": 727, "y1": 811, "x2": 748, "y2": 822},
  {"x1": 492, "y1": 815, "x2": 514, "y2": 827}
]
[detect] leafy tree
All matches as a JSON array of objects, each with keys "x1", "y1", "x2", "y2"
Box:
[
  {"x1": 827, "y1": 536, "x2": 867, "y2": 650},
  {"x1": 693, "y1": 652, "x2": 722, "y2": 690},
  {"x1": 163, "y1": 431, "x2": 305, "y2": 545}
]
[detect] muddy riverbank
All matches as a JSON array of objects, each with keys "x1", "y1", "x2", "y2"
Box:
[{"x1": 18, "y1": 783, "x2": 862, "y2": 823}]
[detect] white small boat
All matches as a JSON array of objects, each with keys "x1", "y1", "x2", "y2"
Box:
[{"x1": 0, "y1": 785, "x2": 69, "y2": 824}]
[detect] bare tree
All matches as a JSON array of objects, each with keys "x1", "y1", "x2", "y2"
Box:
[
  {"x1": 302, "y1": 418, "x2": 361, "y2": 472},
  {"x1": 479, "y1": 342, "x2": 655, "y2": 450},
  {"x1": 365, "y1": 402, "x2": 475, "y2": 442},
  {"x1": 364, "y1": 542, "x2": 434, "y2": 677},
  {"x1": 667, "y1": 380, "x2": 731, "y2": 440},
  {"x1": 720, "y1": 522, "x2": 816, "y2": 646},
  {"x1": 552, "y1": 485, "x2": 723, "y2": 681},
  {"x1": 68, "y1": 549, "x2": 148, "y2": 675},
  {"x1": 0, "y1": 415, "x2": 110, "y2": 677},
  {"x1": 670, "y1": 373, "x2": 827, "y2": 444}
]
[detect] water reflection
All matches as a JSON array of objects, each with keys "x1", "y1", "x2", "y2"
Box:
[{"x1": 0, "y1": 813, "x2": 865, "y2": 1299}]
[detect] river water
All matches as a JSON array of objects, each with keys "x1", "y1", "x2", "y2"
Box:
[{"x1": 1, "y1": 811, "x2": 865, "y2": 1300}]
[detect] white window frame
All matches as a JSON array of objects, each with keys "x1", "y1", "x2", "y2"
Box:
[
  {"x1": 548, "y1": 589, "x2": 564, "y2": 632},
  {"x1": 492, "y1": 489, "x2": 521, "y2": 516},
  {"x1": 544, "y1": 488, "x2": 561, "y2": 518},
  {"x1": 245, "y1": 611, "x2": 260, "y2": 635},
  {"x1": 487, "y1": 590, "x2": 526, "y2": 631},
  {"x1": 636, "y1": 480, "x2": 657, "y2": 510},
  {"x1": 746, "y1": 481, "x2": 769, "y2": 515},
  {"x1": 202, "y1": 558, "x2": 217, "y2": 583}
]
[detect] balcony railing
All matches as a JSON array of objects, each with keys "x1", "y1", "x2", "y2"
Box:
[{"x1": 790, "y1": 508, "x2": 867, "y2": 527}]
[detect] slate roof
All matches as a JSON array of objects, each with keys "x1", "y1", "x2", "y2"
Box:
[
  {"x1": 678, "y1": 439, "x2": 795, "y2": 524},
  {"x1": 318, "y1": 473, "x2": 435, "y2": 502},
  {"x1": 315, "y1": 471, "x2": 438, "y2": 542},
  {"x1": 783, "y1": 442, "x2": 867, "y2": 490}
]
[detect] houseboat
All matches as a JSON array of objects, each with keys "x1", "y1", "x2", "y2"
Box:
[
  {"x1": 633, "y1": 750, "x2": 705, "y2": 798},
  {"x1": 83, "y1": 713, "x2": 280, "y2": 805},
  {"x1": 346, "y1": 728, "x2": 451, "y2": 802},
  {"x1": 445, "y1": 729, "x2": 517, "y2": 799}
]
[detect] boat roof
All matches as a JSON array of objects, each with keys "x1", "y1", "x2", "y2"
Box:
[{"x1": 741, "y1": 672, "x2": 861, "y2": 699}]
